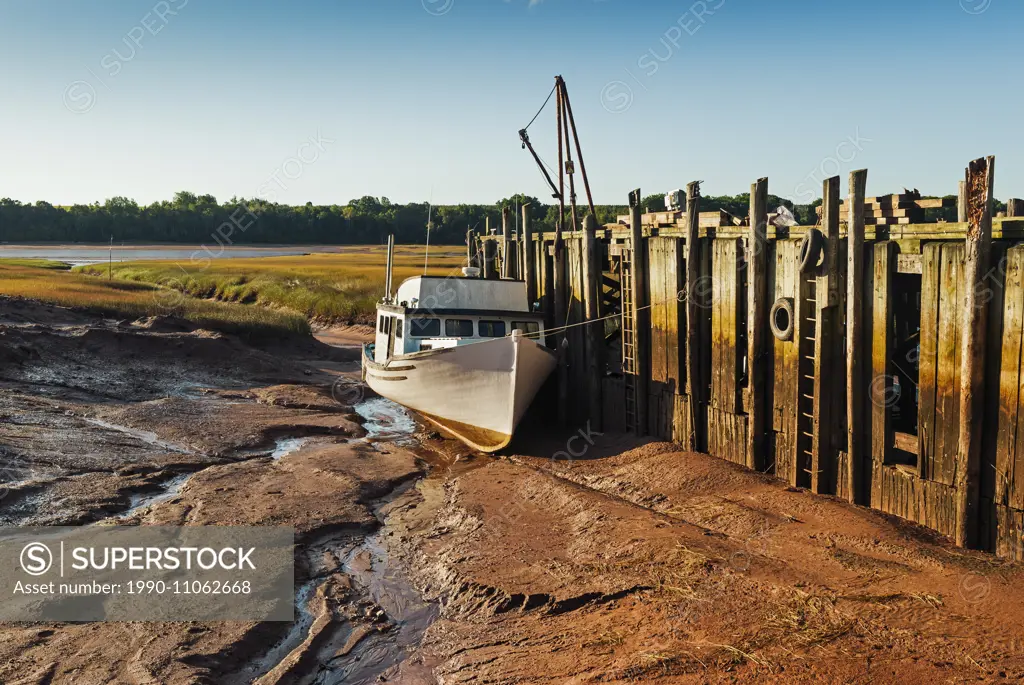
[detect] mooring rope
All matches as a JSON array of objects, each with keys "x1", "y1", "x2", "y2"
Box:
[{"x1": 518, "y1": 295, "x2": 678, "y2": 340}]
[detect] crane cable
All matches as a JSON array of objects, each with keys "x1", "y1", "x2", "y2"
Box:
[{"x1": 522, "y1": 83, "x2": 556, "y2": 132}]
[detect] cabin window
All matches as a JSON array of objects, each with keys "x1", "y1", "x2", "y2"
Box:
[
  {"x1": 513, "y1": 321, "x2": 541, "y2": 336},
  {"x1": 478, "y1": 320, "x2": 507, "y2": 338},
  {"x1": 395, "y1": 318, "x2": 403, "y2": 339},
  {"x1": 378, "y1": 315, "x2": 385, "y2": 333},
  {"x1": 410, "y1": 318, "x2": 440, "y2": 337},
  {"x1": 445, "y1": 319, "x2": 474, "y2": 337}
]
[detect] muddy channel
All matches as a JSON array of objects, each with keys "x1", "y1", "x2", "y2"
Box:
[{"x1": 0, "y1": 298, "x2": 462, "y2": 684}]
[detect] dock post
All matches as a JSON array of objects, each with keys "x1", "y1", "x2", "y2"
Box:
[
  {"x1": 466, "y1": 229, "x2": 475, "y2": 268},
  {"x1": 684, "y1": 181, "x2": 702, "y2": 451},
  {"x1": 582, "y1": 214, "x2": 604, "y2": 430},
  {"x1": 501, "y1": 207, "x2": 512, "y2": 279},
  {"x1": 629, "y1": 192, "x2": 649, "y2": 435},
  {"x1": 385, "y1": 234, "x2": 395, "y2": 300},
  {"x1": 747, "y1": 178, "x2": 769, "y2": 471},
  {"x1": 955, "y1": 156, "x2": 995, "y2": 548},
  {"x1": 812, "y1": 175, "x2": 842, "y2": 494},
  {"x1": 847, "y1": 169, "x2": 868, "y2": 503},
  {"x1": 483, "y1": 239, "x2": 497, "y2": 280},
  {"x1": 554, "y1": 224, "x2": 568, "y2": 427},
  {"x1": 1008, "y1": 198, "x2": 1024, "y2": 217},
  {"x1": 523, "y1": 204, "x2": 536, "y2": 308},
  {"x1": 958, "y1": 181, "x2": 969, "y2": 223}
]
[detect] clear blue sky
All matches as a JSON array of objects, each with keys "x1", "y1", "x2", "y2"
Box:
[{"x1": 2, "y1": 0, "x2": 1021, "y2": 206}]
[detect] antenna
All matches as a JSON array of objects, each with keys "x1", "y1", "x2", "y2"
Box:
[{"x1": 424, "y1": 187, "x2": 434, "y2": 275}]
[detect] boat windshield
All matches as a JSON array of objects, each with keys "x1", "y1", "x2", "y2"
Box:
[
  {"x1": 445, "y1": 319, "x2": 474, "y2": 337},
  {"x1": 410, "y1": 318, "x2": 441, "y2": 337}
]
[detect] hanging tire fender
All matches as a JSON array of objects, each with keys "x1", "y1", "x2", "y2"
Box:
[
  {"x1": 770, "y1": 297, "x2": 795, "y2": 342},
  {"x1": 799, "y1": 228, "x2": 825, "y2": 274}
]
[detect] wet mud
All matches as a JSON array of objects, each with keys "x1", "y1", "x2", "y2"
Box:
[{"x1": 5, "y1": 301, "x2": 1024, "y2": 684}]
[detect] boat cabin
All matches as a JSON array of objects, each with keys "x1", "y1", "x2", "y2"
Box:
[{"x1": 374, "y1": 276, "x2": 546, "y2": 363}]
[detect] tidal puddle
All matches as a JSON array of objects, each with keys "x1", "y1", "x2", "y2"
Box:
[
  {"x1": 271, "y1": 437, "x2": 311, "y2": 460},
  {"x1": 115, "y1": 473, "x2": 192, "y2": 520},
  {"x1": 84, "y1": 418, "x2": 194, "y2": 454},
  {"x1": 354, "y1": 397, "x2": 417, "y2": 446}
]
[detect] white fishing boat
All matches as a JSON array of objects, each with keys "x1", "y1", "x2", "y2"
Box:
[{"x1": 362, "y1": 238, "x2": 557, "y2": 452}]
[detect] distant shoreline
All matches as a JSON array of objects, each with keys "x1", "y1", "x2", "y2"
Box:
[{"x1": 0, "y1": 243, "x2": 459, "y2": 250}]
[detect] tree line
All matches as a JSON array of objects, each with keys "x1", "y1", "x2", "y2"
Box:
[{"x1": 0, "y1": 190, "x2": 956, "y2": 246}]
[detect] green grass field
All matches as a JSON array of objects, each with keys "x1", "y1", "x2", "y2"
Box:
[
  {"x1": 0, "y1": 259, "x2": 311, "y2": 339},
  {"x1": 75, "y1": 246, "x2": 466, "y2": 325}
]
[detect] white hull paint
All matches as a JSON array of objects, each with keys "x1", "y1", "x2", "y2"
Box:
[{"x1": 362, "y1": 333, "x2": 556, "y2": 452}]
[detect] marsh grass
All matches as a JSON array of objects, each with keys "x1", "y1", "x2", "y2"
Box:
[
  {"x1": 75, "y1": 246, "x2": 466, "y2": 324},
  {"x1": 0, "y1": 259, "x2": 309, "y2": 339}
]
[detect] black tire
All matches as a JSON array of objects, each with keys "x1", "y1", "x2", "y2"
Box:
[
  {"x1": 770, "y1": 297, "x2": 795, "y2": 342},
  {"x1": 799, "y1": 228, "x2": 825, "y2": 273}
]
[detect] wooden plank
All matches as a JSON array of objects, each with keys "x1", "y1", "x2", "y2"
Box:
[
  {"x1": 999, "y1": 247, "x2": 1024, "y2": 510},
  {"x1": 501, "y1": 207, "x2": 512, "y2": 279},
  {"x1": 582, "y1": 215, "x2": 603, "y2": 430},
  {"x1": 685, "y1": 181, "x2": 703, "y2": 451},
  {"x1": 979, "y1": 242, "x2": 1007, "y2": 551},
  {"x1": 812, "y1": 175, "x2": 841, "y2": 494},
  {"x1": 865, "y1": 217, "x2": 913, "y2": 226},
  {"x1": 710, "y1": 240, "x2": 722, "y2": 411},
  {"x1": 894, "y1": 431, "x2": 919, "y2": 455},
  {"x1": 748, "y1": 178, "x2": 769, "y2": 471},
  {"x1": 915, "y1": 198, "x2": 957, "y2": 209},
  {"x1": 712, "y1": 239, "x2": 742, "y2": 414},
  {"x1": 871, "y1": 242, "x2": 897, "y2": 504},
  {"x1": 522, "y1": 205, "x2": 536, "y2": 307},
  {"x1": 955, "y1": 157, "x2": 996, "y2": 548},
  {"x1": 897, "y1": 254, "x2": 922, "y2": 274},
  {"x1": 773, "y1": 240, "x2": 797, "y2": 483},
  {"x1": 919, "y1": 243, "x2": 941, "y2": 480},
  {"x1": 958, "y1": 180, "x2": 968, "y2": 223},
  {"x1": 933, "y1": 243, "x2": 964, "y2": 486},
  {"x1": 847, "y1": 169, "x2": 868, "y2": 503},
  {"x1": 1007, "y1": 199, "x2": 1024, "y2": 218},
  {"x1": 629, "y1": 194, "x2": 649, "y2": 435}
]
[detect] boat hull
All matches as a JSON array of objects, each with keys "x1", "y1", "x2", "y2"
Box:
[{"x1": 362, "y1": 334, "x2": 557, "y2": 452}]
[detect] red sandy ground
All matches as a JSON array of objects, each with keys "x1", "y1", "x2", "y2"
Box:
[{"x1": 406, "y1": 436, "x2": 1024, "y2": 683}]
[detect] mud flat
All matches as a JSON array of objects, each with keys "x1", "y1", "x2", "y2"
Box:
[{"x1": 4, "y1": 296, "x2": 1024, "y2": 683}]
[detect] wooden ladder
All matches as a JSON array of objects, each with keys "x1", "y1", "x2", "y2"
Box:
[
  {"x1": 795, "y1": 274, "x2": 817, "y2": 488},
  {"x1": 620, "y1": 246, "x2": 639, "y2": 433}
]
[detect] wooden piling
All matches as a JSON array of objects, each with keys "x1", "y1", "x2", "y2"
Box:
[
  {"x1": 812, "y1": 175, "x2": 841, "y2": 494},
  {"x1": 523, "y1": 204, "x2": 536, "y2": 307},
  {"x1": 630, "y1": 194, "x2": 649, "y2": 434},
  {"x1": 958, "y1": 181, "x2": 968, "y2": 223},
  {"x1": 955, "y1": 156, "x2": 996, "y2": 548},
  {"x1": 685, "y1": 181, "x2": 703, "y2": 451},
  {"x1": 746, "y1": 177, "x2": 769, "y2": 471},
  {"x1": 583, "y1": 214, "x2": 603, "y2": 430},
  {"x1": 1008, "y1": 198, "x2": 1024, "y2": 217},
  {"x1": 466, "y1": 229, "x2": 475, "y2": 268},
  {"x1": 846, "y1": 169, "x2": 868, "y2": 504},
  {"x1": 482, "y1": 239, "x2": 497, "y2": 280},
  {"x1": 385, "y1": 235, "x2": 394, "y2": 300},
  {"x1": 553, "y1": 215, "x2": 568, "y2": 428},
  {"x1": 501, "y1": 207, "x2": 512, "y2": 279}
]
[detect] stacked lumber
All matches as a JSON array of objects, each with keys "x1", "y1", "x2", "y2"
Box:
[
  {"x1": 816, "y1": 194, "x2": 955, "y2": 225},
  {"x1": 616, "y1": 210, "x2": 738, "y2": 228}
]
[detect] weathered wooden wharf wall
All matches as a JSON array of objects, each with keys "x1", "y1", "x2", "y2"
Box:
[{"x1": 478, "y1": 157, "x2": 1024, "y2": 559}]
